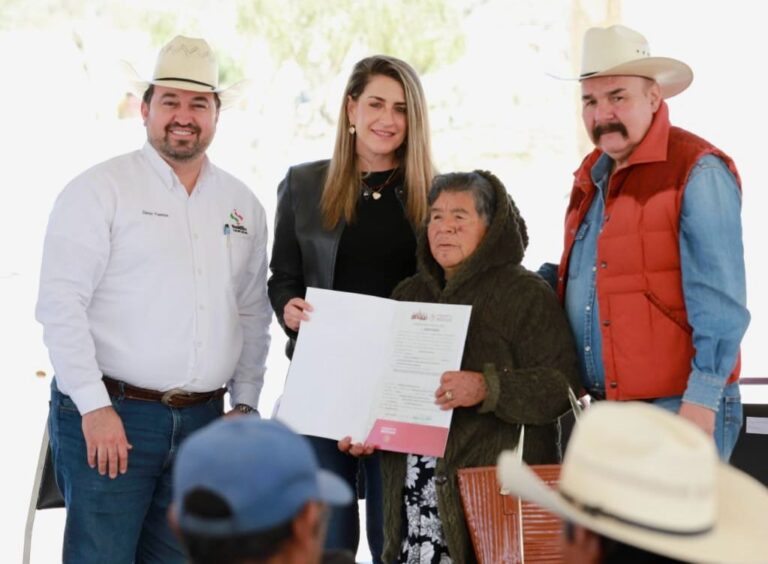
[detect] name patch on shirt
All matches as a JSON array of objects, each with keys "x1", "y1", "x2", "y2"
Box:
[{"x1": 142, "y1": 210, "x2": 169, "y2": 218}]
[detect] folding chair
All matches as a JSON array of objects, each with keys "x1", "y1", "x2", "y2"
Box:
[{"x1": 23, "y1": 421, "x2": 65, "y2": 564}]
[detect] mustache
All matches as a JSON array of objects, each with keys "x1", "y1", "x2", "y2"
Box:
[{"x1": 592, "y1": 122, "x2": 628, "y2": 140}]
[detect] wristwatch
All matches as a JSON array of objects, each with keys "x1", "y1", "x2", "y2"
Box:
[{"x1": 234, "y1": 403, "x2": 255, "y2": 415}]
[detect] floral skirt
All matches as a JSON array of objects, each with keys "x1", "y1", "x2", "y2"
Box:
[{"x1": 397, "y1": 454, "x2": 452, "y2": 564}]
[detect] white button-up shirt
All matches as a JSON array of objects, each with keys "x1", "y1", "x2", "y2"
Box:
[{"x1": 36, "y1": 143, "x2": 272, "y2": 414}]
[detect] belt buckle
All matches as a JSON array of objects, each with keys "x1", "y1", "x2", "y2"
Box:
[{"x1": 161, "y1": 388, "x2": 189, "y2": 406}]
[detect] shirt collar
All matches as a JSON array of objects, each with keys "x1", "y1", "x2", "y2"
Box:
[
  {"x1": 591, "y1": 152, "x2": 614, "y2": 187},
  {"x1": 141, "y1": 142, "x2": 213, "y2": 193}
]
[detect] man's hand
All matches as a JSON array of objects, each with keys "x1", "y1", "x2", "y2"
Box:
[
  {"x1": 678, "y1": 401, "x2": 716, "y2": 436},
  {"x1": 283, "y1": 297, "x2": 313, "y2": 332},
  {"x1": 435, "y1": 370, "x2": 487, "y2": 410},
  {"x1": 82, "y1": 406, "x2": 132, "y2": 479}
]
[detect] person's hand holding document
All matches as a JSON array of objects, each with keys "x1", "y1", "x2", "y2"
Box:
[{"x1": 276, "y1": 287, "x2": 471, "y2": 457}]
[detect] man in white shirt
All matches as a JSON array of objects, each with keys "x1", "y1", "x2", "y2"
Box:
[{"x1": 36, "y1": 35, "x2": 272, "y2": 564}]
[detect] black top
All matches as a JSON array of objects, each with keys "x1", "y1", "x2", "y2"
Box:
[{"x1": 333, "y1": 169, "x2": 416, "y2": 298}]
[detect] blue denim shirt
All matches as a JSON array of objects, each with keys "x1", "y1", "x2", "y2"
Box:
[{"x1": 564, "y1": 153, "x2": 750, "y2": 409}]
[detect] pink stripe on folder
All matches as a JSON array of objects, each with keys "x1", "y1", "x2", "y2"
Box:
[{"x1": 366, "y1": 419, "x2": 450, "y2": 457}]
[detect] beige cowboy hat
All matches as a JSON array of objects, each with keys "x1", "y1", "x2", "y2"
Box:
[
  {"x1": 122, "y1": 35, "x2": 247, "y2": 109},
  {"x1": 578, "y1": 24, "x2": 693, "y2": 98},
  {"x1": 497, "y1": 402, "x2": 768, "y2": 563}
]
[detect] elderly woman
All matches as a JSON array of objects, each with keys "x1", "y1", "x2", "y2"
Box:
[{"x1": 341, "y1": 170, "x2": 580, "y2": 564}]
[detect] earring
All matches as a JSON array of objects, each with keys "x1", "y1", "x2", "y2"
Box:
[{"x1": 348, "y1": 125, "x2": 356, "y2": 135}]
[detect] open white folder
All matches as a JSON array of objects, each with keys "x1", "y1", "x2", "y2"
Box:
[{"x1": 276, "y1": 287, "x2": 471, "y2": 457}]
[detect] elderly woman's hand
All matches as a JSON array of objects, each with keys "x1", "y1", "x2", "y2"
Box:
[
  {"x1": 338, "y1": 436, "x2": 376, "y2": 457},
  {"x1": 435, "y1": 370, "x2": 487, "y2": 410}
]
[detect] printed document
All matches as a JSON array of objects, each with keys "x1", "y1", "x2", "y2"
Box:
[{"x1": 276, "y1": 287, "x2": 471, "y2": 457}]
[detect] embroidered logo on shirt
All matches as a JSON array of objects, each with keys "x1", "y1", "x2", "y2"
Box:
[
  {"x1": 142, "y1": 210, "x2": 169, "y2": 217},
  {"x1": 228, "y1": 209, "x2": 248, "y2": 234}
]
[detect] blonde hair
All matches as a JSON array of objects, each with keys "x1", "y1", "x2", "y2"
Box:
[{"x1": 321, "y1": 55, "x2": 435, "y2": 229}]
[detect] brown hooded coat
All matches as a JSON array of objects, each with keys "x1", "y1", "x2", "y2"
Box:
[{"x1": 381, "y1": 171, "x2": 580, "y2": 563}]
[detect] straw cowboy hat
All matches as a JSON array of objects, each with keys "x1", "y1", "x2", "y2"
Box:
[
  {"x1": 123, "y1": 35, "x2": 246, "y2": 109},
  {"x1": 578, "y1": 24, "x2": 693, "y2": 98},
  {"x1": 497, "y1": 402, "x2": 768, "y2": 563}
]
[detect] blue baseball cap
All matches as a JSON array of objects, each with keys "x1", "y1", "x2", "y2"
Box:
[{"x1": 173, "y1": 417, "x2": 353, "y2": 535}]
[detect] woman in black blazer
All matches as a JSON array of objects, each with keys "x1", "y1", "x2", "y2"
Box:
[{"x1": 268, "y1": 55, "x2": 435, "y2": 562}]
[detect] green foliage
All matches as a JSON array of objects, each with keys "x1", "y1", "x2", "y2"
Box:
[
  {"x1": 237, "y1": 0, "x2": 466, "y2": 76},
  {"x1": 1, "y1": 0, "x2": 465, "y2": 83},
  {"x1": 0, "y1": 1, "x2": 181, "y2": 40},
  {"x1": 0, "y1": 0, "x2": 80, "y2": 29},
  {"x1": 1, "y1": 0, "x2": 466, "y2": 131}
]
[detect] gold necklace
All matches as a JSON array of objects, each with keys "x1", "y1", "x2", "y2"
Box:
[{"x1": 361, "y1": 168, "x2": 398, "y2": 201}]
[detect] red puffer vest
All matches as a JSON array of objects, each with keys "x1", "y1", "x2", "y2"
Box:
[{"x1": 557, "y1": 102, "x2": 741, "y2": 400}]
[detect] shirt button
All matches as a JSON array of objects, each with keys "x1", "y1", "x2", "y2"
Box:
[
  {"x1": 603, "y1": 319, "x2": 611, "y2": 326},
  {"x1": 585, "y1": 306, "x2": 591, "y2": 312},
  {"x1": 199, "y1": 305, "x2": 205, "y2": 310},
  {"x1": 592, "y1": 266, "x2": 597, "y2": 272},
  {"x1": 196, "y1": 268, "x2": 203, "y2": 275},
  {"x1": 435, "y1": 474, "x2": 448, "y2": 485},
  {"x1": 600, "y1": 261, "x2": 608, "y2": 268},
  {"x1": 584, "y1": 346, "x2": 591, "y2": 352},
  {"x1": 610, "y1": 381, "x2": 618, "y2": 388}
]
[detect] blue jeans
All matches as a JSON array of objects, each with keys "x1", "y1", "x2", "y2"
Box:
[
  {"x1": 652, "y1": 381, "x2": 743, "y2": 461},
  {"x1": 307, "y1": 435, "x2": 384, "y2": 564},
  {"x1": 49, "y1": 379, "x2": 223, "y2": 564}
]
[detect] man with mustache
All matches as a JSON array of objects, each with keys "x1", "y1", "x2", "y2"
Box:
[
  {"x1": 552, "y1": 25, "x2": 748, "y2": 460},
  {"x1": 36, "y1": 36, "x2": 272, "y2": 563}
]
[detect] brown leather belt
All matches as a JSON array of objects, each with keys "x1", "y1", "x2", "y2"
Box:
[{"x1": 103, "y1": 376, "x2": 226, "y2": 408}]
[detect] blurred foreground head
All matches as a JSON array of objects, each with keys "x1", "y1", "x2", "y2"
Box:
[{"x1": 171, "y1": 417, "x2": 353, "y2": 564}]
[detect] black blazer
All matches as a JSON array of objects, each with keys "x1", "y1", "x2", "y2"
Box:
[
  {"x1": 268, "y1": 160, "x2": 339, "y2": 357},
  {"x1": 268, "y1": 159, "x2": 410, "y2": 358}
]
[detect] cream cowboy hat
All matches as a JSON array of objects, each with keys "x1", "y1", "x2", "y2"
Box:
[
  {"x1": 497, "y1": 402, "x2": 768, "y2": 563},
  {"x1": 122, "y1": 35, "x2": 247, "y2": 110},
  {"x1": 578, "y1": 25, "x2": 693, "y2": 98}
]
